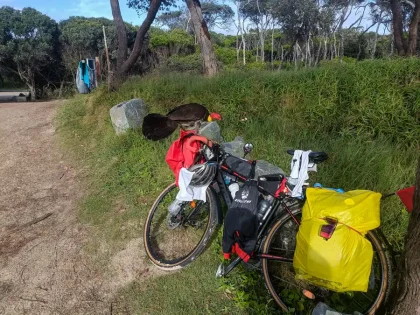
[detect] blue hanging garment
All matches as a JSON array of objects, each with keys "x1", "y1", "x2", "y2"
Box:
[{"x1": 76, "y1": 61, "x2": 89, "y2": 94}]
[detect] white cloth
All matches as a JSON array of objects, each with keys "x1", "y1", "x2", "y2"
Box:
[
  {"x1": 289, "y1": 150, "x2": 317, "y2": 197},
  {"x1": 176, "y1": 168, "x2": 208, "y2": 202}
]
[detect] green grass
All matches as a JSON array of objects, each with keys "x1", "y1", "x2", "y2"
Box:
[{"x1": 57, "y1": 58, "x2": 419, "y2": 314}]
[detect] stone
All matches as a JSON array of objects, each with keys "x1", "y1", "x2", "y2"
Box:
[
  {"x1": 109, "y1": 99, "x2": 148, "y2": 135},
  {"x1": 255, "y1": 160, "x2": 286, "y2": 177},
  {"x1": 198, "y1": 122, "x2": 223, "y2": 143},
  {"x1": 221, "y1": 136, "x2": 245, "y2": 157}
]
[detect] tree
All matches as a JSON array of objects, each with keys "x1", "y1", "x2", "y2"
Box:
[
  {"x1": 109, "y1": 0, "x2": 174, "y2": 86},
  {"x1": 201, "y1": 0, "x2": 234, "y2": 30},
  {"x1": 375, "y1": 0, "x2": 420, "y2": 56},
  {"x1": 156, "y1": 10, "x2": 186, "y2": 30},
  {"x1": 0, "y1": 7, "x2": 61, "y2": 100},
  {"x1": 241, "y1": 0, "x2": 277, "y2": 63},
  {"x1": 59, "y1": 17, "x2": 137, "y2": 82},
  {"x1": 386, "y1": 159, "x2": 420, "y2": 314},
  {"x1": 185, "y1": 0, "x2": 218, "y2": 76}
]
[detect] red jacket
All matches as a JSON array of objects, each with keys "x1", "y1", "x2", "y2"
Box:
[{"x1": 165, "y1": 130, "x2": 200, "y2": 185}]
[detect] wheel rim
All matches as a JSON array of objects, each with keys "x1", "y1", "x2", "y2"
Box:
[
  {"x1": 263, "y1": 211, "x2": 387, "y2": 314},
  {"x1": 145, "y1": 184, "x2": 212, "y2": 266}
]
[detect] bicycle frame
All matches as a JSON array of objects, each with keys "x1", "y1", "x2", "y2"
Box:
[{"x1": 213, "y1": 161, "x2": 301, "y2": 278}]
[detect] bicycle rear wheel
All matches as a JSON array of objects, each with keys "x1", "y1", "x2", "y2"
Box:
[
  {"x1": 144, "y1": 183, "x2": 219, "y2": 270},
  {"x1": 262, "y1": 209, "x2": 392, "y2": 314}
]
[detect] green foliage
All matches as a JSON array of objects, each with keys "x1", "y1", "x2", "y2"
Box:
[
  {"x1": 149, "y1": 28, "x2": 194, "y2": 48},
  {"x1": 201, "y1": 1, "x2": 234, "y2": 30},
  {"x1": 59, "y1": 17, "x2": 137, "y2": 75},
  {"x1": 58, "y1": 59, "x2": 418, "y2": 314},
  {"x1": 0, "y1": 7, "x2": 61, "y2": 98},
  {"x1": 156, "y1": 10, "x2": 184, "y2": 30},
  {"x1": 164, "y1": 53, "x2": 202, "y2": 73},
  {"x1": 215, "y1": 47, "x2": 238, "y2": 65}
]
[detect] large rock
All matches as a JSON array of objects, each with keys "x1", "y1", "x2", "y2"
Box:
[
  {"x1": 198, "y1": 122, "x2": 224, "y2": 143},
  {"x1": 109, "y1": 99, "x2": 148, "y2": 135},
  {"x1": 222, "y1": 136, "x2": 245, "y2": 157},
  {"x1": 255, "y1": 160, "x2": 285, "y2": 177}
]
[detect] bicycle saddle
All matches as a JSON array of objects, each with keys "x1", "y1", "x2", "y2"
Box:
[{"x1": 286, "y1": 150, "x2": 328, "y2": 164}]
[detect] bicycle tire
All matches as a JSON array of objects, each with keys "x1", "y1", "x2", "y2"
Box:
[
  {"x1": 144, "y1": 183, "x2": 219, "y2": 270},
  {"x1": 262, "y1": 208, "x2": 392, "y2": 314}
]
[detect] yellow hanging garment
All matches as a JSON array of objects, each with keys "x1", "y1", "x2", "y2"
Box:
[{"x1": 293, "y1": 188, "x2": 381, "y2": 292}]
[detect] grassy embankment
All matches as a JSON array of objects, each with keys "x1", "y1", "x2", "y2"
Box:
[{"x1": 57, "y1": 58, "x2": 419, "y2": 314}]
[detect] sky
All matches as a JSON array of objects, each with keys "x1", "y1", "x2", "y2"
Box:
[
  {"x1": 1, "y1": 0, "x2": 380, "y2": 35},
  {"x1": 0, "y1": 0, "x2": 145, "y2": 25}
]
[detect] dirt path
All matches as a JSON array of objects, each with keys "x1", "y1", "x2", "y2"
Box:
[{"x1": 0, "y1": 102, "x2": 117, "y2": 314}]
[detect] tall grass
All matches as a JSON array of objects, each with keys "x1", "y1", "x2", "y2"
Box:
[{"x1": 57, "y1": 58, "x2": 419, "y2": 314}]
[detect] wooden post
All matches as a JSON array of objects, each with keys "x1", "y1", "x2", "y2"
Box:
[
  {"x1": 103, "y1": 25, "x2": 114, "y2": 90},
  {"x1": 103, "y1": 26, "x2": 111, "y2": 73},
  {"x1": 95, "y1": 57, "x2": 101, "y2": 83}
]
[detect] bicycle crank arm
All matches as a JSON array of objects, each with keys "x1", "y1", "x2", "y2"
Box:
[{"x1": 216, "y1": 256, "x2": 242, "y2": 278}]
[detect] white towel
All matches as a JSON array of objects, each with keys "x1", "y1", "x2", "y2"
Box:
[
  {"x1": 289, "y1": 150, "x2": 316, "y2": 198},
  {"x1": 176, "y1": 168, "x2": 208, "y2": 202}
]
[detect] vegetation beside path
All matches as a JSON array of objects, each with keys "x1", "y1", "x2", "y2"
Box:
[{"x1": 58, "y1": 59, "x2": 418, "y2": 314}]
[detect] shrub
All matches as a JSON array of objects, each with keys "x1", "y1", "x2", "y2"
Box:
[
  {"x1": 164, "y1": 53, "x2": 202, "y2": 73},
  {"x1": 216, "y1": 47, "x2": 238, "y2": 65}
]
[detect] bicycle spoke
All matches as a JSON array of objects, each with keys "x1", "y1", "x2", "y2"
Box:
[{"x1": 144, "y1": 183, "x2": 213, "y2": 266}]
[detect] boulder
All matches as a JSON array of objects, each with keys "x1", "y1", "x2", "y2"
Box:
[
  {"x1": 255, "y1": 160, "x2": 285, "y2": 177},
  {"x1": 198, "y1": 122, "x2": 224, "y2": 143},
  {"x1": 221, "y1": 136, "x2": 245, "y2": 157},
  {"x1": 109, "y1": 99, "x2": 148, "y2": 135}
]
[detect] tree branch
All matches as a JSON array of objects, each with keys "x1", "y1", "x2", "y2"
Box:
[
  {"x1": 120, "y1": 0, "x2": 163, "y2": 75},
  {"x1": 110, "y1": 0, "x2": 128, "y2": 70}
]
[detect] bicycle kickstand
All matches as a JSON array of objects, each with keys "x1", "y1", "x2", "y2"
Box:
[{"x1": 216, "y1": 256, "x2": 242, "y2": 278}]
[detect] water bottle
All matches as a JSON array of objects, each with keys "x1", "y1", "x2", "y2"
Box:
[
  {"x1": 228, "y1": 182, "x2": 240, "y2": 199},
  {"x1": 257, "y1": 199, "x2": 272, "y2": 222}
]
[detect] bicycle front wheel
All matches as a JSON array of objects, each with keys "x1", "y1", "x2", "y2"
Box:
[
  {"x1": 262, "y1": 209, "x2": 392, "y2": 314},
  {"x1": 144, "y1": 183, "x2": 219, "y2": 270}
]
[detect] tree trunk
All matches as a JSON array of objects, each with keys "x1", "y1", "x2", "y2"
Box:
[
  {"x1": 260, "y1": 29, "x2": 265, "y2": 63},
  {"x1": 28, "y1": 84, "x2": 36, "y2": 101},
  {"x1": 236, "y1": 37, "x2": 240, "y2": 62},
  {"x1": 390, "y1": 0, "x2": 407, "y2": 56},
  {"x1": 185, "y1": 0, "x2": 218, "y2": 77},
  {"x1": 371, "y1": 18, "x2": 381, "y2": 59},
  {"x1": 110, "y1": 0, "x2": 162, "y2": 77},
  {"x1": 271, "y1": 23, "x2": 274, "y2": 69},
  {"x1": 242, "y1": 35, "x2": 246, "y2": 65},
  {"x1": 110, "y1": 0, "x2": 127, "y2": 70},
  {"x1": 386, "y1": 159, "x2": 420, "y2": 314},
  {"x1": 323, "y1": 36, "x2": 328, "y2": 60},
  {"x1": 58, "y1": 80, "x2": 64, "y2": 98},
  {"x1": 407, "y1": 0, "x2": 420, "y2": 56},
  {"x1": 256, "y1": 42, "x2": 259, "y2": 62},
  {"x1": 235, "y1": 2, "x2": 246, "y2": 65}
]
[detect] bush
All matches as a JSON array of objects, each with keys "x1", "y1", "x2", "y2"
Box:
[
  {"x1": 149, "y1": 28, "x2": 194, "y2": 49},
  {"x1": 215, "y1": 47, "x2": 238, "y2": 65},
  {"x1": 162, "y1": 53, "x2": 202, "y2": 73}
]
